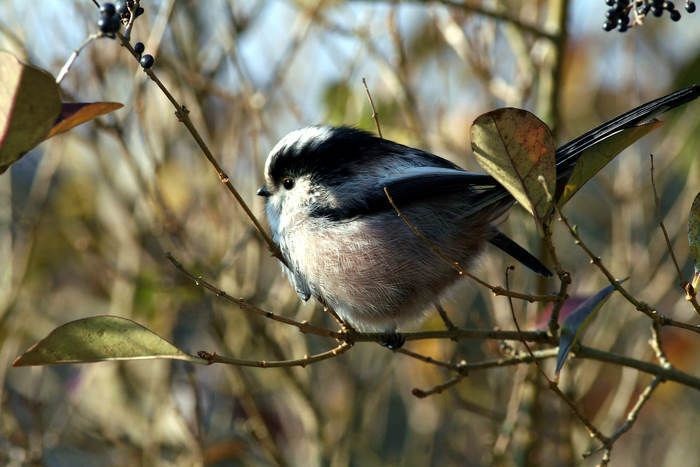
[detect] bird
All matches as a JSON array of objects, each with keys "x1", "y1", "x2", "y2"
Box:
[{"x1": 256, "y1": 85, "x2": 699, "y2": 340}]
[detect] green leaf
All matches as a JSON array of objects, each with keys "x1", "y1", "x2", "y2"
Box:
[
  {"x1": 558, "y1": 121, "x2": 661, "y2": 206},
  {"x1": 555, "y1": 281, "x2": 625, "y2": 374},
  {"x1": 13, "y1": 316, "x2": 206, "y2": 366},
  {"x1": 689, "y1": 191, "x2": 700, "y2": 277},
  {"x1": 471, "y1": 108, "x2": 556, "y2": 226},
  {"x1": 0, "y1": 51, "x2": 61, "y2": 173}
]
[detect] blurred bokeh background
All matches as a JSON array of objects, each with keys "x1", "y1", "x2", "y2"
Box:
[{"x1": 1, "y1": 1, "x2": 700, "y2": 465}]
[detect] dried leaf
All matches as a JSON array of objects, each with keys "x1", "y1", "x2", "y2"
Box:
[
  {"x1": 0, "y1": 51, "x2": 61, "y2": 173},
  {"x1": 13, "y1": 316, "x2": 206, "y2": 366},
  {"x1": 471, "y1": 108, "x2": 556, "y2": 226},
  {"x1": 689, "y1": 192, "x2": 700, "y2": 275},
  {"x1": 46, "y1": 101, "x2": 123, "y2": 139}
]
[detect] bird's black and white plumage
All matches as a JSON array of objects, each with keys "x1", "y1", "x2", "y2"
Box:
[{"x1": 258, "y1": 85, "x2": 699, "y2": 332}]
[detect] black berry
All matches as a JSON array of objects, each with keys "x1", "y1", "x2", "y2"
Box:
[
  {"x1": 135, "y1": 7, "x2": 144, "y2": 17},
  {"x1": 98, "y1": 15, "x2": 121, "y2": 34},
  {"x1": 670, "y1": 8, "x2": 682, "y2": 18},
  {"x1": 100, "y1": 2, "x2": 116, "y2": 17},
  {"x1": 134, "y1": 42, "x2": 145, "y2": 56},
  {"x1": 115, "y1": 0, "x2": 129, "y2": 15},
  {"x1": 687, "y1": 1, "x2": 696, "y2": 12},
  {"x1": 140, "y1": 54, "x2": 154, "y2": 69}
]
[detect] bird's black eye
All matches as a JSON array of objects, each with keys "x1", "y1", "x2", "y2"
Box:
[{"x1": 282, "y1": 177, "x2": 295, "y2": 190}]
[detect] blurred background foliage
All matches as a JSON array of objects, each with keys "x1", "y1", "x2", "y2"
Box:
[{"x1": 1, "y1": 0, "x2": 700, "y2": 465}]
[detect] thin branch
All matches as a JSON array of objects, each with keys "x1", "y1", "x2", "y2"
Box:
[
  {"x1": 166, "y1": 253, "x2": 338, "y2": 338},
  {"x1": 538, "y1": 177, "x2": 571, "y2": 338},
  {"x1": 507, "y1": 266, "x2": 610, "y2": 447},
  {"x1": 583, "y1": 325, "x2": 669, "y2": 458},
  {"x1": 575, "y1": 345, "x2": 700, "y2": 390},
  {"x1": 556, "y1": 204, "x2": 700, "y2": 335},
  {"x1": 412, "y1": 374, "x2": 464, "y2": 398},
  {"x1": 197, "y1": 342, "x2": 352, "y2": 368},
  {"x1": 393, "y1": 0, "x2": 558, "y2": 41},
  {"x1": 584, "y1": 376, "x2": 662, "y2": 461},
  {"x1": 168, "y1": 252, "x2": 553, "y2": 346},
  {"x1": 651, "y1": 154, "x2": 700, "y2": 317},
  {"x1": 650, "y1": 154, "x2": 684, "y2": 283},
  {"x1": 435, "y1": 302, "x2": 457, "y2": 336},
  {"x1": 359, "y1": 328, "x2": 551, "y2": 343},
  {"x1": 362, "y1": 77, "x2": 382, "y2": 138},
  {"x1": 649, "y1": 322, "x2": 670, "y2": 369},
  {"x1": 398, "y1": 346, "x2": 559, "y2": 373},
  {"x1": 56, "y1": 33, "x2": 102, "y2": 84},
  {"x1": 116, "y1": 33, "x2": 284, "y2": 264}
]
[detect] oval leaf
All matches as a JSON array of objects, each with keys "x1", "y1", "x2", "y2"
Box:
[
  {"x1": 13, "y1": 316, "x2": 206, "y2": 366},
  {"x1": 558, "y1": 121, "x2": 662, "y2": 206},
  {"x1": 46, "y1": 102, "x2": 123, "y2": 139},
  {"x1": 555, "y1": 280, "x2": 626, "y2": 374},
  {"x1": 471, "y1": 108, "x2": 556, "y2": 225},
  {"x1": 689, "y1": 192, "x2": 700, "y2": 277},
  {"x1": 0, "y1": 51, "x2": 61, "y2": 173}
]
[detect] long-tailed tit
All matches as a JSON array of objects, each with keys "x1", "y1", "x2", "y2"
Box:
[{"x1": 257, "y1": 86, "x2": 699, "y2": 336}]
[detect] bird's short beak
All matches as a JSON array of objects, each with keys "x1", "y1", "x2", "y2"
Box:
[{"x1": 256, "y1": 186, "x2": 271, "y2": 197}]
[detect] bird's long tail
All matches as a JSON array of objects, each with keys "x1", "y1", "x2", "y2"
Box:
[
  {"x1": 488, "y1": 84, "x2": 699, "y2": 276},
  {"x1": 555, "y1": 84, "x2": 699, "y2": 178}
]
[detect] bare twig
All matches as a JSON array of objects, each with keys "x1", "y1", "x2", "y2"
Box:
[
  {"x1": 574, "y1": 345, "x2": 700, "y2": 390},
  {"x1": 197, "y1": 342, "x2": 352, "y2": 368},
  {"x1": 583, "y1": 325, "x2": 669, "y2": 458},
  {"x1": 650, "y1": 154, "x2": 684, "y2": 283},
  {"x1": 391, "y1": 0, "x2": 558, "y2": 41},
  {"x1": 56, "y1": 33, "x2": 102, "y2": 84},
  {"x1": 556, "y1": 205, "x2": 700, "y2": 335},
  {"x1": 166, "y1": 253, "x2": 337, "y2": 338},
  {"x1": 116, "y1": 33, "x2": 284, "y2": 264},
  {"x1": 412, "y1": 374, "x2": 464, "y2": 398},
  {"x1": 651, "y1": 154, "x2": 700, "y2": 317},
  {"x1": 507, "y1": 266, "x2": 611, "y2": 448},
  {"x1": 398, "y1": 346, "x2": 559, "y2": 374},
  {"x1": 362, "y1": 77, "x2": 383, "y2": 138},
  {"x1": 584, "y1": 375, "x2": 662, "y2": 461},
  {"x1": 435, "y1": 302, "x2": 457, "y2": 336},
  {"x1": 536, "y1": 176, "x2": 571, "y2": 339}
]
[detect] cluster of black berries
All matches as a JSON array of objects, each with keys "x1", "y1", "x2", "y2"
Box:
[
  {"x1": 98, "y1": 3, "x2": 121, "y2": 36},
  {"x1": 132, "y1": 41, "x2": 155, "y2": 69},
  {"x1": 603, "y1": 0, "x2": 696, "y2": 32},
  {"x1": 98, "y1": 1, "x2": 144, "y2": 36},
  {"x1": 115, "y1": 1, "x2": 144, "y2": 21}
]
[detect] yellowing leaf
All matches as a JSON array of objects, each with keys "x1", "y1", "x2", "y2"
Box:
[
  {"x1": 471, "y1": 108, "x2": 556, "y2": 226},
  {"x1": 689, "y1": 192, "x2": 700, "y2": 274},
  {"x1": 558, "y1": 121, "x2": 661, "y2": 206},
  {"x1": 46, "y1": 102, "x2": 123, "y2": 139},
  {"x1": 0, "y1": 52, "x2": 123, "y2": 174},
  {"x1": 0, "y1": 51, "x2": 61, "y2": 173},
  {"x1": 13, "y1": 316, "x2": 206, "y2": 366}
]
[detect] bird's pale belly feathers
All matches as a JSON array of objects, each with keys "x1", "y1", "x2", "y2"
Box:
[{"x1": 281, "y1": 205, "x2": 491, "y2": 331}]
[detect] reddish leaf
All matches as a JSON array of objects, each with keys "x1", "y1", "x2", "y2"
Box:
[
  {"x1": 471, "y1": 108, "x2": 556, "y2": 227},
  {"x1": 46, "y1": 101, "x2": 123, "y2": 139}
]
